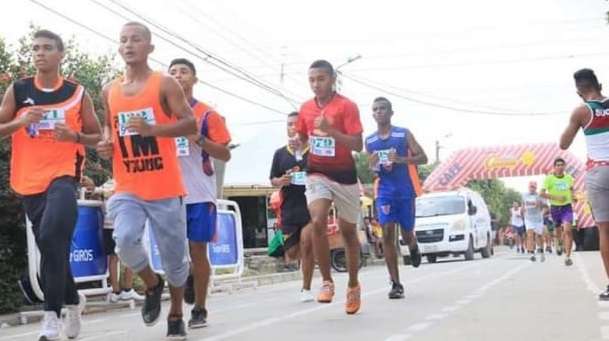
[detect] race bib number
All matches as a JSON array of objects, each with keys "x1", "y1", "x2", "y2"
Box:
[
  {"x1": 175, "y1": 137, "x2": 190, "y2": 157},
  {"x1": 555, "y1": 181, "x2": 568, "y2": 191},
  {"x1": 118, "y1": 108, "x2": 156, "y2": 136},
  {"x1": 377, "y1": 149, "x2": 392, "y2": 165},
  {"x1": 37, "y1": 109, "x2": 65, "y2": 130},
  {"x1": 310, "y1": 136, "x2": 335, "y2": 157},
  {"x1": 291, "y1": 171, "x2": 306, "y2": 186},
  {"x1": 525, "y1": 199, "x2": 536, "y2": 208}
]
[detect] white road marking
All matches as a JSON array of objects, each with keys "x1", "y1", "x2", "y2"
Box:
[
  {"x1": 408, "y1": 322, "x2": 432, "y2": 332},
  {"x1": 198, "y1": 263, "x2": 483, "y2": 341}
]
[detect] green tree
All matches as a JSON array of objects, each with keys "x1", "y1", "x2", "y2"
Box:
[
  {"x1": 466, "y1": 179, "x2": 521, "y2": 227},
  {"x1": 355, "y1": 151, "x2": 374, "y2": 184},
  {"x1": 0, "y1": 30, "x2": 119, "y2": 313},
  {"x1": 418, "y1": 163, "x2": 438, "y2": 182}
]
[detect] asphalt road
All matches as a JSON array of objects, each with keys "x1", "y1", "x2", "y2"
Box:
[{"x1": 2, "y1": 247, "x2": 608, "y2": 341}]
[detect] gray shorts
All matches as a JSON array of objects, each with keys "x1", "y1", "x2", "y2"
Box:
[
  {"x1": 107, "y1": 193, "x2": 189, "y2": 287},
  {"x1": 305, "y1": 174, "x2": 360, "y2": 224},
  {"x1": 586, "y1": 166, "x2": 609, "y2": 223}
]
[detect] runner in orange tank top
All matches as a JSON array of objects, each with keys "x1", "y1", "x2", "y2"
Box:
[
  {"x1": 96, "y1": 22, "x2": 196, "y2": 340},
  {"x1": 0, "y1": 30, "x2": 101, "y2": 341}
]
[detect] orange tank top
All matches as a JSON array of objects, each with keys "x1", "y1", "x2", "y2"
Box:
[
  {"x1": 108, "y1": 72, "x2": 185, "y2": 200},
  {"x1": 10, "y1": 77, "x2": 85, "y2": 195}
]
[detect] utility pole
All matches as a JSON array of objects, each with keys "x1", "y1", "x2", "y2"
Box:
[
  {"x1": 435, "y1": 140, "x2": 441, "y2": 164},
  {"x1": 335, "y1": 54, "x2": 362, "y2": 92}
]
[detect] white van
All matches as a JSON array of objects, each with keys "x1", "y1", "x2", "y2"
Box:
[{"x1": 400, "y1": 188, "x2": 493, "y2": 263}]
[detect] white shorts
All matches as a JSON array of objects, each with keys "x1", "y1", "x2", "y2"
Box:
[
  {"x1": 305, "y1": 174, "x2": 360, "y2": 224},
  {"x1": 524, "y1": 219, "x2": 544, "y2": 235}
]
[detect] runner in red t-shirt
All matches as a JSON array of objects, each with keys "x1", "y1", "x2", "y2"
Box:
[{"x1": 296, "y1": 60, "x2": 364, "y2": 314}]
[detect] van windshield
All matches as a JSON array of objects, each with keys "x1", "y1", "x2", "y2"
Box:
[{"x1": 416, "y1": 195, "x2": 466, "y2": 218}]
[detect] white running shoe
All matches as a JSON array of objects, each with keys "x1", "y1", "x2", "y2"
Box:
[
  {"x1": 108, "y1": 292, "x2": 121, "y2": 303},
  {"x1": 120, "y1": 289, "x2": 144, "y2": 301},
  {"x1": 39, "y1": 311, "x2": 61, "y2": 341},
  {"x1": 64, "y1": 292, "x2": 85, "y2": 339},
  {"x1": 300, "y1": 289, "x2": 314, "y2": 303}
]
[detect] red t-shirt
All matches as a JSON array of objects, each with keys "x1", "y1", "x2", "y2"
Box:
[{"x1": 296, "y1": 93, "x2": 363, "y2": 184}]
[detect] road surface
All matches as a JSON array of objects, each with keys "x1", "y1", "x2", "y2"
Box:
[{"x1": 1, "y1": 247, "x2": 608, "y2": 341}]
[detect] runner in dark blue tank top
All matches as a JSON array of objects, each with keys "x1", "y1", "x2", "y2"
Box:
[{"x1": 365, "y1": 97, "x2": 428, "y2": 299}]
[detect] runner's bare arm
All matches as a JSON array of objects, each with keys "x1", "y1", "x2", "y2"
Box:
[
  {"x1": 78, "y1": 92, "x2": 102, "y2": 145},
  {"x1": 193, "y1": 113, "x2": 231, "y2": 161},
  {"x1": 0, "y1": 84, "x2": 43, "y2": 137},
  {"x1": 126, "y1": 75, "x2": 196, "y2": 138},
  {"x1": 96, "y1": 84, "x2": 113, "y2": 160},
  {"x1": 54, "y1": 91, "x2": 102, "y2": 145},
  {"x1": 559, "y1": 106, "x2": 587, "y2": 150},
  {"x1": 394, "y1": 131, "x2": 427, "y2": 165}
]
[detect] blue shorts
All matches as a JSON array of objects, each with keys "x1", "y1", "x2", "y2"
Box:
[
  {"x1": 376, "y1": 196, "x2": 415, "y2": 232},
  {"x1": 187, "y1": 202, "x2": 217, "y2": 243}
]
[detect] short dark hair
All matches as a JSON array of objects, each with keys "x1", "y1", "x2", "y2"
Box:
[
  {"x1": 574, "y1": 68, "x2": 601, "y2": 92},
  {"x1": 309, "y1": 60, "x2": 334, "y2": 76},
  {"x1": 287, "y1": 111, "x2": 299, "y2": 118},
  {"x1": 33, "y1": 30, "x2": 64, "y2": 52},
  {"x1": 373, "y1": 96, "x2": 393, "y2": 111},
  {"x1": 554, "y1": 157, "x2": 566, "y2": 166},
  {"x1": 169, "y1": 58, "x2": 196, "y2": 76},
  {"x1": 123, "y1": 21, "x2": 151, "y2": 42}
]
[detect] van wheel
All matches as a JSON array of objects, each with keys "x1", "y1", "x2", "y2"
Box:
[
  {"x1": 465, "y1": 236, "x2": 475, "y2": 261},
  {"x1": 426, "y1": 254, "x2": 437, "y2": 263},
  {"x1": 481, "y1": 233, "x2": 491, "y2": 258},
  {"x1": 403, "y1": 256, "x2": 412, "y2": 265}
]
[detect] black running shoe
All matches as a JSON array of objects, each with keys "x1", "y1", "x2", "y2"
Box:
[
  {"x1": 546, "y1": 246, "x2": 553, "y2": 254},
  {"x1": 142, "y1": 274, "x2": 164, "y2": 326},
  {"x1": 184, "y1": 274, "x2": 195, "y2": 305},
  {"x1": 557, "y1": 247, "x2": 563, "y2": 256},
  {"x1": 600, "y1": 286, "x2": 609, "y2": 301},
  {"x1": 565, "y1": 258, "x2": 573, "y2": 266},
  {"x1": 530, "y1": 255, "x2": 536, "y2": 262},
  {"x1": 167, "y1": 318, "x2": 187, "y2": 340},
  {"x1": 410, "y1": 246, "x2": 422, "y2": 268},
  {"x1": 188, "y1": 306, "x2": 207, "y2": 329},
  {"x1": 388, "y1": 282, "x2": 405, "y2": 299}
]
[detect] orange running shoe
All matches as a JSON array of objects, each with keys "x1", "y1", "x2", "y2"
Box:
[
  {"x1": 317, "y1": 280, "x2": 335, "y2": 303},
  {"x1": 345, "y1": 284, "x2": 361, "y2": 315}
]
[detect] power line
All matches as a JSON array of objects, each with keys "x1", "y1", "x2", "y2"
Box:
[
  {"x1": 342, "y1": 73, "x2": 561, "y2": 115},
  {"x1": 347, "y1": 52, "x2": 609, "y2": 72},
  {"x1": 28, "y1": 0, "x2": 289, "y2": 115},
  {"x1": 179, "y1": 0, "x2": 305, "y2": 90},
  {"x1": 104, "y1": 0, "x2": 300, "y2": 109},
  {"x1": 341, "y1": 74, "x2": 562, "y2": 117}
]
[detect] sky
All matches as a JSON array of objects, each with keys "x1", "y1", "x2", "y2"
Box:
[{"x1": 3, "y1": 0, "x2": 609, "y2": 189}]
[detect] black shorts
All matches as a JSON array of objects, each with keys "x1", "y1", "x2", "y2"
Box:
[
  {"x1": 282, "y1": 223, "x2": 309, "y2": 251},
  {"x1": 103, "y1": 229, "x2": 116, "y2": 256}
]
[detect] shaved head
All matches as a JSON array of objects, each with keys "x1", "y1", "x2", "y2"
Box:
[{"x1": 123, "y1": 21, "x2": 151, "y2": 42}]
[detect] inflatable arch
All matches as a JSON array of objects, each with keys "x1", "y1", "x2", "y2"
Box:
[{"x1": 423, "y1": 143, "x2": 594, "y2": 228}]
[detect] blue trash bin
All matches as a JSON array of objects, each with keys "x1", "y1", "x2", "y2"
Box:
[{"x1": 69, "y1": 200, "x2": 107, "y2": 279}]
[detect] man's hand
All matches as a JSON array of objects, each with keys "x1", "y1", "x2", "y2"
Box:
[
  {"x1": 388, "y1": 149, "x2": 400, "y2": 164},
  {"x1": 54, "y1": 123, "x2": 77, "y2": 142},
  {"x1": 19, "y1": 107, "x2": 44, "y2": 126},
  {"x1": 80, "y1": 176, "x2": 96, "y2": 193},
  {"x1": 126, "y1": 117, "x2": 153, "y2": 136},
  {"x1": 368, "y1": 152, "x2": 379, "y2": 169},
  {"x1": 96, "y1": 139, "x2": 113, "y2": 160},
  {"x1": 277, "y1": 174, "x2": 291, "y2": 187},
  {"x1": 313, "y1": 115, "x2": 331, "y2": 133}
]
